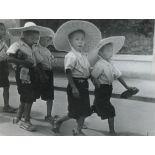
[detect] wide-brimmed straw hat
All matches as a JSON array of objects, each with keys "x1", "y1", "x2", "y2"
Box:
[
  {"x1": 0, "y1": 19, "x2": 17, "y2": 29},
  {"x1": 40, "y1": 27, "x2": 55, "y2": 39},
  {"x1": 53, "y1": 20, "x2": 102, "y2": 52},
  {"x1": 8, "y1": 22, "x2": 49, "y2": 36},
  {"x1": 88, "y1": 36, "x2": 125, "y2": 66},
  {"x1": 96, "y1": 36, "x2": 125, "y2": 55},
  {"x1": 40, "y1": 28, "x2": 55, "y2": 45},
  {"x1": 0, "y1": 19, "x2": 17, "y2": 40}
]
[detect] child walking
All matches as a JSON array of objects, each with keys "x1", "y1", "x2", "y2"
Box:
[
  {"x1": 91, "y1": 36, "x2": 139, "y2": 135},
  {"x1": 0, "y1": 21, "x2": 17, "y2": 113},
  {"x1": 53, "y1": 20, "x2": 101, "y2": 135},
  {"x1": 7, "y1": 22, "x2": 47, "y2": 131},
  {"x1": 38, "y1": 27, "x2": 56, "y2": 123}
]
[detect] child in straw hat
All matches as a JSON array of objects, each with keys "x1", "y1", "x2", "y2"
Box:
[
  {"x1": 52, "y1": 20, "x2": 101, "y2": 135},
  {"x1": 91, "y1": 36, "x2": 138, "y2": 135},
  {"x1": 0, "y1": 20, "x2": 17, "y2": 113},
  {"x1": 38, "y1": 27, "x2": 56, "y2": 123},
  {"x1": 7, "y1": 22, "x2": 48, "y2": 132}
]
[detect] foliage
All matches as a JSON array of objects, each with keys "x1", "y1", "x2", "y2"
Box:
[{"x1": 22, "y1": 19, "x2": 154, "y2": 55}]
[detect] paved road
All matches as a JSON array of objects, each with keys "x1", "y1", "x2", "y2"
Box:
[{"x1": 0, "y1": 85, "x2": 155, "y2": 136}]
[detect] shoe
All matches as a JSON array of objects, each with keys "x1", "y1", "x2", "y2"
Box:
[{"x1": 120, "y1": 87, "x2": 139, "y2": 99}]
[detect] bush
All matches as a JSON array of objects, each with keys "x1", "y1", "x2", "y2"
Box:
[{"x1": 22, "y1": 19, "x2": 154, "y2": 55}]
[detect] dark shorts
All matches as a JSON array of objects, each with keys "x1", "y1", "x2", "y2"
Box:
[
  {"x1": 94, "y1": 84, "x2": 115, "y2": 120},
  {"x1": 39, "y1": 70, "x2": 54, "y2": 101},
  {"x1": 15, "y1": 66, "x2": 37, "y2": 103},
  {"x1": 0, "y1": 61, "x2": 10, "y2": 87},
  {"x1": 67, "y1": 78, "x2": 92, "y2": 119}
]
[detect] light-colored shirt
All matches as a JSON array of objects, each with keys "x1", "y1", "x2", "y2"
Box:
[
  {"x1": 91, "y1": 58, "x2": 122, "y2": 85},
  {"x1": 0, "y1": 40, "x2": 8, "y2": 62},
  {"x1": 7, "y1": 40, "x2": 43, "y2": 67},
  {"x1": 38, "y1": 44, "x2": 54, "y2": 70},
  {"x1": 7, "y1": 40, "x2": 43, "y2": 84},
  {"x1": 64, "y1": 49, "x2": 90, "y2": 78}
]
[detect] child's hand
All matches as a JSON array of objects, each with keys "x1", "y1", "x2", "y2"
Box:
[
  {"x1": 127, "y1": 87, "x2": 137, "y2": 91},
  {"x1": 91, "y1": 77, "x2": 100, "y2": 88},
  {"x1": 72, "y1": 87, "x2": 80, "y2": 98}
]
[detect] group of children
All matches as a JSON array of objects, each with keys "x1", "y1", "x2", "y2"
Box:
[{"x1": 0, "y1": 19, "x2": 138, "y2": 135}]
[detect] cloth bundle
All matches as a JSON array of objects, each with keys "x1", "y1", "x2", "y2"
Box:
[{"x1": 120, "y1": 87, "x2": 139, "y2": 99}]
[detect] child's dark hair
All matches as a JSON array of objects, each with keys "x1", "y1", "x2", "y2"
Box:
[
  {"x1": 99, "y1": 43, "x2": 113, "y2": 52},
  {"x1": 68, "y1": 29, "x2": 85, "y2": 40}
]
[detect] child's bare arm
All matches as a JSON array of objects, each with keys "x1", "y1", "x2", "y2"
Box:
[
  {"x1": 117, "y1": 76, "x2": 130, "y2": 90},
  {"x1": 7, "y1": 56, "x2": 33, "y2": 68},
  {"x1": 90, "y1": 76, "x2": 100, "y2": 88},
  {"x1": 66, "y1": 69, "x2": 79, "y2": 98}
]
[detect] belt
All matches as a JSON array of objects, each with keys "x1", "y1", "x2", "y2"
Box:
[{"x1": 73, "y1": 77, "x2": 88, "y2": 83}]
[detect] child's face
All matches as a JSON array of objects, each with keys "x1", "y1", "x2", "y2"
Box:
[
  {"x1": 0, "y1": 24, "x2": 6, "y2": 39},
  {"x1": 69, "y1": 31, "x2": 85, "y2": 52},
  {"x1": 23, "y1": 30, "x2": 40, "y2": 46},
  {"x1": 99, "y1": 43, "x2": 113, "y2": 60},
  {"x1": 40, "y1": 36, "x2": 52, "y2": 47}
]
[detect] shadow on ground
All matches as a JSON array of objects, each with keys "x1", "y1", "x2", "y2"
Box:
[{"x1": 86, "y1": 128, "x2": 144, "y2": 136}]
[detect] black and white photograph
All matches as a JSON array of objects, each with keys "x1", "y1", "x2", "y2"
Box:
[
  {"x1": 0, "y1": 19, "x2": 154, "y2": 136},
  {"x1": 1, "y1": 0, "x2": 155, "y2": 155}
]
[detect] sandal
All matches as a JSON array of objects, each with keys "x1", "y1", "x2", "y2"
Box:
[
  {"x1": 45, "y1": 116, "x2": 54, "y2": 125},
  {"x1": 3, "y1": 106, "x2": 17, "y2": 113},
  {"x1": 82, "y1": 124, "x2": 88, "y2": 129},
  {"x1": 20, "y1": 122, "x2": 36, "y2": 132},
  {"x1": 13, "y1": 117, "x2": 20, "y2": 124}
]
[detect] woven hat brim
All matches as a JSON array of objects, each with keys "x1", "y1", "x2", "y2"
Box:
[
  {"x1": 8, "y1": 25, "x2": 48, "y2": 36},
  {"x1": 53, "y1": 20, "x2": 102, "y2": 52},
  {"x1": 4, "y1": 32, "x2": 10, "y2": 40},
  {"x1": 0, "y1": 19, "x2": 17, "y2": 29},
  {"x1": 88, "y1": 36, "x2": 125, "y2": 66},
  {"x1": 40, "y1": 27, "x2": 55, "y2": 39},
  {"x1": 97, "y1": 36, "x2": 125, "y2": 55}
]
